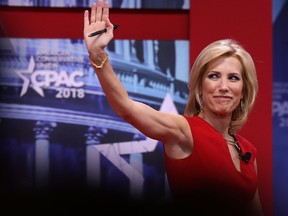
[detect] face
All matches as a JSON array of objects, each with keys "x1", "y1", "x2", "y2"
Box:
[{"x1": 200, "y1": 56, "x2": 243, "y2": 117}]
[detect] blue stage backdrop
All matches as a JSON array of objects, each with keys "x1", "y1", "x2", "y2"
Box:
[
  {"x1": 0, "y1": 38, "x2": 189, "y2": 207},
  {"x1": 273, "y1": 0, "x2": 288, "y2": 216}
]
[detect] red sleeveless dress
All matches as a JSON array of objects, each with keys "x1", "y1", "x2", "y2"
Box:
[{"x1": 164, "y1": 116, "x2": 258, "y2": 214}]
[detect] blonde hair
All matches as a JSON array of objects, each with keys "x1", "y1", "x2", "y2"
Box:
[{"x1": 184, "y1": 39, "x2": 258, "y2": 134}]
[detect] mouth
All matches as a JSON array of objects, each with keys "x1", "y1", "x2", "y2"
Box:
[
  {"x1": 213, "y1": 95, "x2": 232, "y2": 102},
  {"x1": 214, "y1": 95, "x2": 232, "y2": 99}
]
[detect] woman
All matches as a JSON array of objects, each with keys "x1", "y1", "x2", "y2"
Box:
[{"x1": 83, "y1": 1, "x2": 263, "y2": 215}]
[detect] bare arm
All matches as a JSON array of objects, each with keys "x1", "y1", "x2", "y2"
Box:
[{"x1": 83, "y1": 0, "x2": 191, "y2": 152}]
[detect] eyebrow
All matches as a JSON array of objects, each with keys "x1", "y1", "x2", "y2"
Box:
[{"x1": 208, "y1": 70, "x2": 241, "y2": 75}]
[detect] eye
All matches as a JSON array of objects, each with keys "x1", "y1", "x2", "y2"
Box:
[
  {"x1": 228, "y1": 75, "x2": 241, "y2": 81},
  {"x1": 207, "y1": 73, "x2": 220, "y2": 79}
]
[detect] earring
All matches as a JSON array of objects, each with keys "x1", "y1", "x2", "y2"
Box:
[
  {"x1": 198, "y1": 95, "x2": 203, "y2": 111},
  {"x1": 240, "y1": 99, "x2": 245, "y2": 111}
]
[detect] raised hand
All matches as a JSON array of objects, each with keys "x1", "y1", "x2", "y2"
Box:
[{"x1": 83, "y1": 0, "x2": 114, "y2": 59}]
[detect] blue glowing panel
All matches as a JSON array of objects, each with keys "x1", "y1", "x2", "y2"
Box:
[{"x1": 0, "y1": 38, "x2": 189, "y2": 205}]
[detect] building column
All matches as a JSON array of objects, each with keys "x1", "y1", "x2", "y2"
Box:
[
  {"x1": 33, "y1": 120, "x2": 56, "y2": 189},
  {"x1": 129, "y1": 133, "x2": 144, "y2": 198},
  {"x1": 85, "y1": 126, "x2": 107, "y2": 188}
]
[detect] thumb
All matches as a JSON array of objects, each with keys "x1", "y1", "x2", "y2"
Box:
[{"x1": 106, "y1": 18, "x2": 114, "y2": 29}]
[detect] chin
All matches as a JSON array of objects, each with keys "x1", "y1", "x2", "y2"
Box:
[{"x1": 212, "y1": 110, "x2": 232, "y2": 116}]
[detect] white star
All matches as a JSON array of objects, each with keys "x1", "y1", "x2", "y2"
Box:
[
  {"x1": 91, "y1": 93, "x2": 178, "y2": 185},
  {"x1": 16, "y1": 56, "x2": 44, "y2": 97}
]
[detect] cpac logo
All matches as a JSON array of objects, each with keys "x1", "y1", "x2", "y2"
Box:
[
  {"x1": 273, "y1": 101, "x2": 288, "y2": 117},
  {"x1": 16, "y1": 56, "x2": 85, "y2": 98},
  {"x1": 273, "y1": 100, "x2": 288, "y2": 127}
]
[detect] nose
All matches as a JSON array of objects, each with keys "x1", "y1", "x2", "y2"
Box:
[{"x1": 219, "y1": 78, "x2": 229, "y2": 92}]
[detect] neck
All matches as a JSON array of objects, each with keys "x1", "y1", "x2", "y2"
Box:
[{"x1": 198, "y1": 112, "x2": 231, "y2": 136}]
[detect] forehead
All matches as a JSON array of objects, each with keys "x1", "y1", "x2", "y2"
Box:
[{"x1": 206, "y1": 56, "x2": 243, "y2": 73}]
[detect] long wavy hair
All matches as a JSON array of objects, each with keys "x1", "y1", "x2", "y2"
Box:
[{"x1": 184, "y1": 39, "x2": 258, "y2": 134}]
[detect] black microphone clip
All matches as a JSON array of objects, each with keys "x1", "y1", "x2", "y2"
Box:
[
  {"x1": 230, "y1": 135, "x2": 252, "y2": 164},
  {"x1": 241, "y1": 152, "x2": 252, "y2": 163}
]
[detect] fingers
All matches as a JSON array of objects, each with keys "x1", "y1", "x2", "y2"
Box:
[
  {"x1": 102, "y1": 1, "x2": 109, "y2": 22},
  {"x1": 84, "y1": 10, "x2": 89, "y2": 28},
  {"x1": 84, "y1": 0, "x2": 111, "y2": 34},
  {"x1": 89, "y1": 0, "x2": 109, "y2": 24},
  {"x1": 96, "y1": 0, "x2": 103, "y2": 22},
  {"x1": 90, "y1": 2, "x2": 97, "y2": 23}
]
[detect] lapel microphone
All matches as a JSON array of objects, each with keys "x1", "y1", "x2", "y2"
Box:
[
  {"x1": 232, "y1": 135, "x2": 252, "y2": 164},
  {"x1": 241, "y1": 152, "x2": 252, "y2": 163}
]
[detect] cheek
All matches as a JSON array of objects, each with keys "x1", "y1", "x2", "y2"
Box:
[
  {"x1": 235, "y1": 86, "x2": 244, "y2": 97},
  {"x1": 201, "y1": 80, "x2": 215, "y2": 93},
  {"x1": 202, "y1": 84, "x2": 217, "y2": 96}
]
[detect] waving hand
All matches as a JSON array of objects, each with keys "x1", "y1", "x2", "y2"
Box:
[{"x1": 83, "y1": 0, "x2": 114, "y2": 58}]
